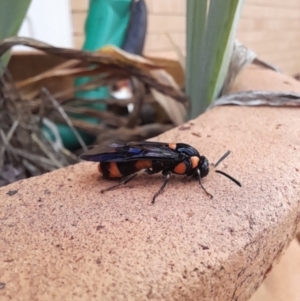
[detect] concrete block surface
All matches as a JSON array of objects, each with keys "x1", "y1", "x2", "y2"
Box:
[{"x1": 1, "y1": 106, "x2": 300, "y2": 300}]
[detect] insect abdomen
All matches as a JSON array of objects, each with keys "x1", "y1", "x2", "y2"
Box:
[{"x1": 99, "y1": 160, "x2": 153, "y2": 178}]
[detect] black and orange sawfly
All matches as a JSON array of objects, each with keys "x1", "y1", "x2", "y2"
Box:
[{"x1": 80, "y1": 141, "x2": 241, "y2": 204}]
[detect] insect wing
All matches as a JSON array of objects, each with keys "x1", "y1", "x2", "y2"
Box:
[
  {"x1": 80, "y1": 143, "x2": 127, "y2": 162},
  {"x1": 80, "y1": 142, "x2": 181, "y2": 162},
  {"x1": 124, "y1": 141, "x2": 183, "y2": 160},
  {"x1": 123, "y1": 145, "x2": 180, "y2": 162}
]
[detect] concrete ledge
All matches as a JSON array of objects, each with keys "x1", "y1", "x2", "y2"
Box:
[{"x1": 1, "y1": 106, "x2": 300, "y2": 300}]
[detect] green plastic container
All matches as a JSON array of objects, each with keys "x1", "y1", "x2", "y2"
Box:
[{"x1": 44, "y1": 0, "x2": 132, "y2": 151}]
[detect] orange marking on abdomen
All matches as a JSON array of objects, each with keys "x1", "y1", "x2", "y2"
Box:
[
  {"x1": 109, "y1": 162, "x2": 123, "y2": 178},
  {"x1": 190, "y1": 156, "x2": 200, "y2": 169},
  {"x1": 168, "y1": 143, "x2": 177, "y2": 150},
  {"x1": 173, "y1": 162, "x2": 187, "y2": 174},
  {"x1": 135, "y1": 160, "x2": 152, "y2": 171}
]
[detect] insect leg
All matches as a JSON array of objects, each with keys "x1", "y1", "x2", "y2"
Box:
[
  {"x1": 100, "y1": 173, "x2": 137, "y2": 193},
  {"x1": 196, "y1": 169, "x2": 213, "y2": 199},
  {"x1": 151, "y1": 171, "x2": 171, "y2": 204}
]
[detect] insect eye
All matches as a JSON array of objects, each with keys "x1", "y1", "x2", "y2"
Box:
[{"x1": 200, "y1": 157, "x2": 209, "y2": 177}]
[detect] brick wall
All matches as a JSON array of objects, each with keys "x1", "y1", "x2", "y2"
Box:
[
  {"x1": 237, "y1": 0, "x2": 300, "y2": 75},
  {"x1": 71, "y1": 0, "x2": 300, "y2": 75},
  {"x1": 71, "y1": 0, "x2": 88, "y2": 49}
]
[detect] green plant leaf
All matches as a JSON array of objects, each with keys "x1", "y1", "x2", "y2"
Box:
[
  {"x1": 186, "y1": 0, "x2": 207, "y2": 96},
  {"x1": 0, "y1": 0, "x2": 31, "y2": 68},
  {"x1": 186, "y1": 0, "x2": 245, "y2": 118}
]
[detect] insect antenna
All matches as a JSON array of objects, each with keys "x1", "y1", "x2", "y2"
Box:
[
  {"x1": 213, "y1": 151, "x2": 241, "y2": 187},
  {"x1": 214, "y1": 150, "x2": 231, "y2": 167},
  {"x1": 215, "y1": 170, "x2": 241, "y2": 187}
]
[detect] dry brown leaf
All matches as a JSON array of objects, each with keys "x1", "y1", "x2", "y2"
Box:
[
  {"x1": 208, "y1": 91, "x2": 300, "y2": 110},
  {"x1": 0, "y1": 37, "x2": 161, "y2": 69},
  {"x1": 0, "y1": 37, "x2": 188, "y2": 106},
  {"x1": 221, "y1": 40, "x2": 282, "y2": 96},
  {"x1": 63, "y1": 106, "x2": 128, "y2": 127},
  {"x1": 149, "y1": 69, "x2": 187, "y2": 125},
  {"x1": 145, "y1": 56, "x2": 185, "y2": 87},
  {"x1": 221, "y1": 40, "x2": 257, "y2": 95},
  {"x1": 16, "y1": 66, "x2": 106, "y2": 89},
  {"x1": 99, "y1": 45, "x2": 161, "y2": 70}
]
